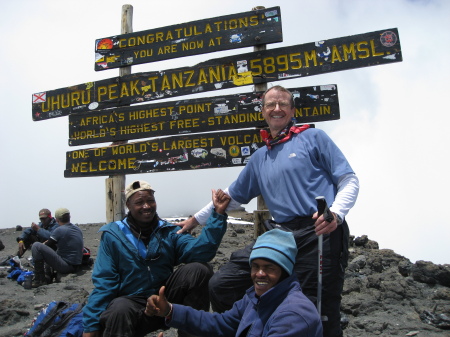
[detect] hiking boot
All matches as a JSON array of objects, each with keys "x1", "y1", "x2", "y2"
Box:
[
  {"x1": 32, "y1": 277, "x2": 47, "y2": 288},
  {"x1": 32, "y1": 260, "x2": 46, "y2": 288},
  {"x1": 45, "y1": 273, "x2": 54, "y2": 284},
  {"x1": 44, "y1": 265, "x2": 56, "y2": 284},
  {"x1": 55, "y1": 272, "x2": 63, "y2": 283}
]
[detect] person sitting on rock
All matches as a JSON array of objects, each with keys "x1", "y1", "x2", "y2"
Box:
[
  {"x1": 145, "y1": 229, "x2": 323, "y2": 337},
  {"x1": 16, "y1": 208, "x2": 58, "y2": 257},
  {"x1": 31, "y1": 208, "x2": 84, "y2": 287},
  {"x1": 82, "y1": 180, "x2": 230, "y2": 337}
]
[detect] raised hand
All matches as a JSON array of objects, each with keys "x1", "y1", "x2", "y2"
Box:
[
  {"x1": 212, "y1": 189, "x2": 231, "y2": 215},
  {"x1": 145, "y1": 286, "x2": 172, "y2": 317}
]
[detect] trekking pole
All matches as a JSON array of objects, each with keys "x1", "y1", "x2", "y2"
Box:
[{"x1": 315, "y1": 196, "x2": 333, "y2": 321}]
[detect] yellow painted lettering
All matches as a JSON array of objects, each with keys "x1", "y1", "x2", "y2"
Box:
[
  {"x1": 204, "y1": 23, "x2": 213, "y2": 33},
  {"x1": 184, "y1": 70, "x2": 195, "y2": 87},
  {"x1": 108, "y1": 84, "x2": 118, "y2": 100},
  {"x1": 120, "y1": 82, "x2": 129, "y2": 97},
  {"x1": 209, "y1": 66, "x2": 221, "y2": 82},
  {"x1": 370, "y1": 39, "x2": 384, "y2": 57},
  {"x1": 129, "y1": 80, "x2": 140, "y2": 96},
  {"x1": 172, "y1": 72, "x2": 183, "y2": 89},
  {"x1": 357, "y1": 41, "x2": 370, "y2": 58},
  {"x1": 304, "y1": 50, "x2": 317, "y2": 67},
  {"x1": 250, "y1": 15, "x2": 258, "y2": 26},
  {"x1": 342, "y1": 43, "x2": 356, "y2": 61},
  {"x1": 227, "y1": 65, "x2": 238, "y2": 80},
  {"x1": 97, "y1": 86, "x2": 108, "y2": 102},
  {"x1": 197, "y1": 68, "x2": 208, "y2": 85},
  {"x1": 331, "y1": 45, "x2": 343, "y2": 63},
  {"x1": 155, "y1": 32, "x2": 164, "y2": 42},
  {"x1": 161, "y1": 74, "x2": 171, "y2": 90},
  {"x1": 71, "y1": 92, "x2": 80, "y2": 107}
]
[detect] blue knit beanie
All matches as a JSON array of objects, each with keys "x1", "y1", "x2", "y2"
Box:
[{"x1": 249, "y1": 229, "x2": 297, "y2": 275}]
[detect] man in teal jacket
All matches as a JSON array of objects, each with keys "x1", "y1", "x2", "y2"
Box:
[{"x1": 82, "y1": 180, "x2": 230, "y2": 337}]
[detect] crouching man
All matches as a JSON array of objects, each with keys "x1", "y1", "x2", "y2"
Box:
[{"x1": 146, "y1": 229, "x2": 323, "y2": 337}]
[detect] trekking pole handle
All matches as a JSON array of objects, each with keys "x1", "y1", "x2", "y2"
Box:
[{"x1": 315, "y1": 196, "x2": 334, "y2": 222}]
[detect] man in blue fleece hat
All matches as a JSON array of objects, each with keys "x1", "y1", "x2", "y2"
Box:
[
  {"x1": 145, "y1": 229, "x2": 322, "y2": 337},
  {"x1": 249, "y1": 228, "x2": 299, "y2": 297}
]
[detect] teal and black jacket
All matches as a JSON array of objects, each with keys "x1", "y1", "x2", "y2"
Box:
[{"x1": 82, "y1": 211, "x2": 227, "y2": 333}]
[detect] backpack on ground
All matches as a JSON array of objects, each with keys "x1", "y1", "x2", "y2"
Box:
[{"x1": 25, "y1": 301, "x2": 83, "y2": 337}]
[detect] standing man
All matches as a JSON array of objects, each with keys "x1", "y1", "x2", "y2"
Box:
[
  {"x1": 16, "y1": 208, "x2": 58, "y2": 257},
  {"x1": 82, "y1": 181, "x2": 230, "y2": 337},
  {"x1": 31, "y1": 208, "x2": 84, "y2": 287},
  {"x1": 177, "y1": 85, "x2": 359, "y2": 337}
]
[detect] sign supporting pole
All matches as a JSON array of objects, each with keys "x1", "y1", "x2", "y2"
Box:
[
  {"x1": 106, "y1": 4, "x2": 133, "y2": 223},
  {"x1": 252, "y1": 6, "x2": 272, "y2": 238}
]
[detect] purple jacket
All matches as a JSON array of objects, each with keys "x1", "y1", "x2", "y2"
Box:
[{"x1": 168, "y1": 273, "x2": 323, "y2": 337}]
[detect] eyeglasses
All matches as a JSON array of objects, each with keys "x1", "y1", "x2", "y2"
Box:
[{"x1": 263, "y1": 101, "x2": 291, "y2": 110}]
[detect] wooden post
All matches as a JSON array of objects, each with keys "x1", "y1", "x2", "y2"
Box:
[
  {"x1": 105, "y1": 4, "x2": 133, "y2": 223},
  {"x1": 252, "y1": 6, "x2": 272, "y2": 238}
]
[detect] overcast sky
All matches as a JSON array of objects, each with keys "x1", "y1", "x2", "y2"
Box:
[{"x1": 1, "y1": 0, "x2": 449, "y2": 265}]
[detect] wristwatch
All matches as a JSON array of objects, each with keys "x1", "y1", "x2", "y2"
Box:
[{"x1": 334, "y1": 213, "x2": 343, "y2": 225}]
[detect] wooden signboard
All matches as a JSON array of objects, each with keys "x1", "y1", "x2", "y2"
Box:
[
  {"x1": 32, "y1": 28, "x2": 401, "y2": 121},
  {"x1": 65, "y1": 127, "x2": 293, "y2": 177},
  {"x1": 68, "y1": 85, "x2": 338, "y2": 146},
  {"x1": 95, "y1": 7, "x2": 282, "y2": 71}
]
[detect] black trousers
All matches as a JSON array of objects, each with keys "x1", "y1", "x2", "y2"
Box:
[
  {"x1": 23, "y1": 234, "x2": 39, "y2": 250},
  {"x1": 209, "y1": 217, "x2": 349, "y2": 337},
  {"x1": 99, "y1": 262, "x2": 213, "y2": 337}
]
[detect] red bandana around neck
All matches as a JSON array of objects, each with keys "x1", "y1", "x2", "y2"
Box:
[{"x1": 260, "y1": 120, "x2": 310, "y2": 149}]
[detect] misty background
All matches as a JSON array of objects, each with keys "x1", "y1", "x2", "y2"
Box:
[{"x1": 1, "y1": 0, "x2": 449, "y2": 265}]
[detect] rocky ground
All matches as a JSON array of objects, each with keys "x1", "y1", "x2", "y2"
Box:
[{"x1": 0, "y1": 210, "x2": 449, "y2": 336}]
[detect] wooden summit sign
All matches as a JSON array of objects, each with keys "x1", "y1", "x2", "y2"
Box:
[
  {"x1": 68, "y1": 85, "x2": 338, "y2": 146},
  {"x1": 32, "y1": 28, "x2": 402, "y2": 122},
  {"x1": 65, "y1": 127, "x2": 320, "y2": 178},
  {"x1": 95, "y1": 7, "x2": 282, "y2": 71}
]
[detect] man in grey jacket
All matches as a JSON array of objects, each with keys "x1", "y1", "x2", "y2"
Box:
[{"x1": 31, "y1": 208, "x2": 84, "y2": 287}]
